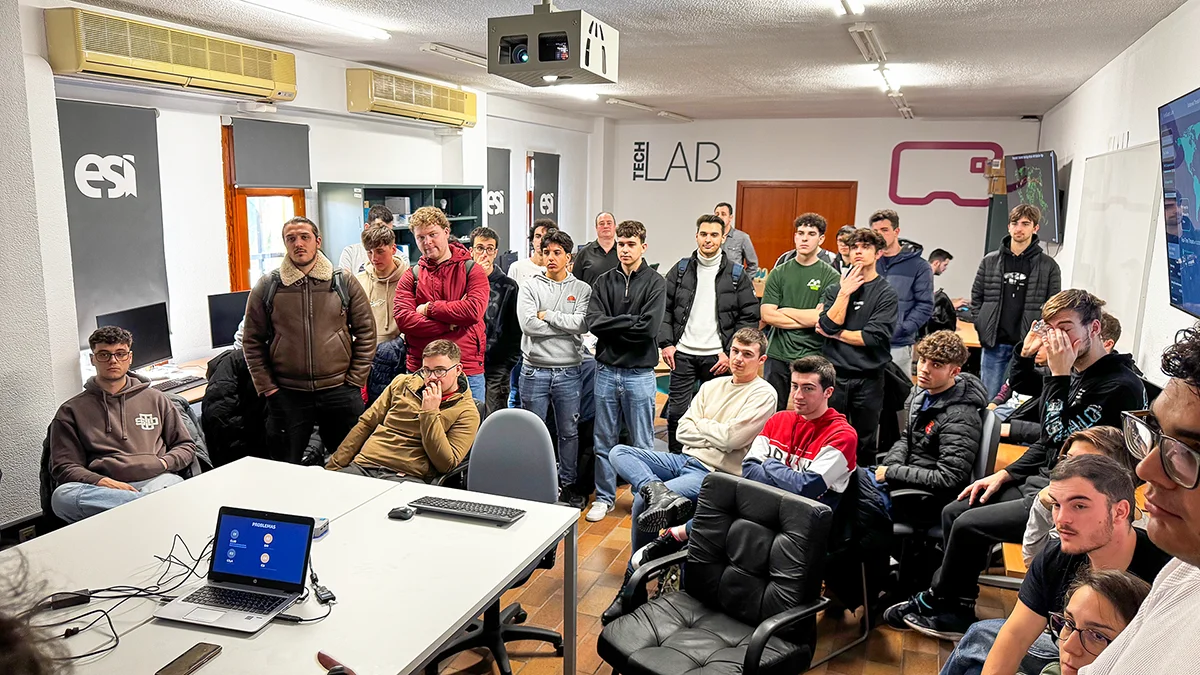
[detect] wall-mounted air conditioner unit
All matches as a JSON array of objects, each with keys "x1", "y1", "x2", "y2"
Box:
[
  {"x1": 44, "y1": 8, "x2": 297, "y2": 102},
  {"x1": 346, "y1": 68, "x2": 476, "y2": 128}
]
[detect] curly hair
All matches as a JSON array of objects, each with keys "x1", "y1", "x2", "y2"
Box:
[
  {"x1": 0, "y1": 557, "x2": 64, "y2": 674},
  {"x1": 1162, "y1": 324, "x2": 1200, "y2": 391},
  {"x1": 843, "y1": 228, "x2": 886, "y2": 252},
  {"x1": 409, "y1": 206, "x2": 450, "y2": 232},
  {"x1": 616, "y1": 220, "x2": 647, "y2": 243},
  {"x1": 915, "y1": 330, "x2": 969, "y2": 366},
  {"x1": 793, "y1": 212, "x2": 828, "y2": 236},
  {"x1": 869, "y1": 209, "x2": 899, "y2": 229},
  {"x1": 89, "y1": 325, "x2": 132, "y2": 351}
]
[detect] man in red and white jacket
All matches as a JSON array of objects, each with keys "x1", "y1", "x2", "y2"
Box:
[{"x1": 741, "y1": 355, "x2": 858, "y2": 509}]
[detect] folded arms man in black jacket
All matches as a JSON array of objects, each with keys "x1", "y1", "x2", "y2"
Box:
[{"x1": 888, "y1": 290, "x2": 1147, "y2": 641}]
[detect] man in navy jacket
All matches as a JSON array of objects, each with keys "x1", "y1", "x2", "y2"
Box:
[{"x1": 870, "y1": 210, "x2": 934, "y2": 375}]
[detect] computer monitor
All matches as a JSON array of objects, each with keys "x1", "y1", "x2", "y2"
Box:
[
  {"x1": 208, "y1": 291, "x2": 251, "y2": 348},
  {"x1": 95, "y1": 302, "x2": 172, "y2": 369}
]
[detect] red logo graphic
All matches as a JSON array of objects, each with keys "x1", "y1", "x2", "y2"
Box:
[
  {"x1": 924, "y1": 420, "x2": 936, "y2": 435},
  {"x1": 567, "y1": 296, "x2": 576, "y2": 302},
  {"x1": 889, "y1": 141, "x2": 1004, "y2": 208}
]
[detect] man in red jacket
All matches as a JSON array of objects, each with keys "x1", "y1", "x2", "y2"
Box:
[{"x1": 394, "y1": 207, "x2": 490, "y2": 400}]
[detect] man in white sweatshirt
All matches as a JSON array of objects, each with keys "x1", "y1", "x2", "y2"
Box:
[
  {"x1": 658, "y1": 214, "x2": 760, "y2": 453},
  {"x1": 516, "y1": 229, "x2": 592, "y2": 505}
]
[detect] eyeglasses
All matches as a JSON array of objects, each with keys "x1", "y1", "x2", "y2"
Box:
[
  {"x1": 472, "y1": 245, "x2": 498, "y2": 255},
  {"x1": 415, "y1": 365, "x2": 460, "y2": 380},
  {"x1": 93, "y1": 351, "x2": 132, "y2": 362},
  {"x1": 1123, "y1": 410, "x2": 1200, "y2": 489},
  {"x1": 1047, "y1": 612, "x2": 1114, "y2": 657}
]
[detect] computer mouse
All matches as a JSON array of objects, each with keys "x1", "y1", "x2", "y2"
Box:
[{"x1": 388, "y1": 506, "x2": 415, "y2": 521}]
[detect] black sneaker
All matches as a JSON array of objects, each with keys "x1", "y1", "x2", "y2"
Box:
[
  {"x1": 881, "y1": 590, "x2": 936, "y2": 631},
  {"x1": 637, "y1": 482, "x2": 695, "y2": 532},
  {"x1": 601, "y1": 570, "x2": 633, "y2": 626},
  {"x1": 630, "y1": 532, "x2": 686, "y2": 570},
  {"x1": 904, "y1": 602, "x2": 976, "y2": 641},
  {"x1": 557, "y1": 485, "x2": 588, "y2": 510}
]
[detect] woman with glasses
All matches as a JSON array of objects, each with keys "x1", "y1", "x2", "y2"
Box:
[{"x1": 1040, "y1": 567, "x2": 1150, "y2": 675}]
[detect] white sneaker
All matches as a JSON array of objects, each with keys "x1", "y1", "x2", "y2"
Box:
[{"x1": 586, "y1": 501, "x2": 611, "y2": 522}]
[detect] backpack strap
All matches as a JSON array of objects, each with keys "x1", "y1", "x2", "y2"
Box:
[
  {"x1": 262, "y1": 270, "x2": 282, "y2": 343},
  {"x1": 330, "y1": 269, "x2": 351, "y2": 314},
  {"x1": 410, "y1": 260, "x2": 476, "y2": 299},
  {"x1": 677, "y1": 258, "x2": 690, "y2": 277}
]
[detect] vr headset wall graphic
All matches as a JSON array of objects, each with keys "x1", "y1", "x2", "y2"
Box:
[{"x1": 631, "y1": 141, "x2": 721, "y2": 183}]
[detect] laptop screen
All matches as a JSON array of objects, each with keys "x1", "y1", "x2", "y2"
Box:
[{"x1": 212, "y1": 513, "x2": 312, "y2": 586}]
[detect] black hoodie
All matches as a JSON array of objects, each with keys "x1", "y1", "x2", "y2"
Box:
[
  {"x1": 970, "y1": 235, "x2": 1062, "y2": 349},
  {"x1": 586, "y1": 260, "x2": 667, "y2": 369},
  {"x1": 882, "y1": 373, "x2": 988, "y2": 495},
  {"x1": 1003, "y1": 351, "x2": 1147, "y2": 483}
]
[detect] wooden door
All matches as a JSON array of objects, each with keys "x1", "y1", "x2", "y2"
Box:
[{"x1": 735, "y1": 181, "x2": 858, "y2": 270}]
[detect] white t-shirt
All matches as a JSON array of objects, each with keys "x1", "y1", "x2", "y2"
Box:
[
  {"x1": 507, "y1": 258, "x2": 546, "y2": 287},
  {"x1": 339, "y1": 243, "x2": 368, "y2": 276},
  {"x1": 1079, "y1": 557, "x2": 1200, "y2": 674}
]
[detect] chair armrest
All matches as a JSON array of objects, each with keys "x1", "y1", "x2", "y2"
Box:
[
  {"x1": 888, "y1": 488, "x2": 935, "y2": 500},
  {"x1": 620, "y1": 549, "x2": 689, "y2": 615},
  {"x1": 432, "y1": 459, "x2": 470, "y2": 488},
  {"x1": 743, "y1": 596, "x2": 831, "y2": 675}
]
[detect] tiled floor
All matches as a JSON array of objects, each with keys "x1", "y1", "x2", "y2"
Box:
[{"x1": 437, "y1": 486, "x2": 1020, "y2": 675}]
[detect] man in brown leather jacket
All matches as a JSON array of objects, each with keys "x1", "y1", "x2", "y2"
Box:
[{"x1": 244, "y1": 217, "x2": 377, "y2": 464}]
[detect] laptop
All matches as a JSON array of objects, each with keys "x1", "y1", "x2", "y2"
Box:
[{"x1": 155, "y1": 507, "x2": 315, "y2": 633}]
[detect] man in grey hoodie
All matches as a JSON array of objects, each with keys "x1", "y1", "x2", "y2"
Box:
[
  {"x1": 49, "y1": 326, "x2": 197, "y2": 522},
  {"x1": 517, "y1": 229, "x2": 592, "y2": 504}
]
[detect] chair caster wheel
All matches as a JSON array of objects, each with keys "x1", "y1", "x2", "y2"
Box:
[
  {"x1": 555, "y1": 644, "x2": 565, "y2": 656},
  {"x1": 513, "y1": 608, "x2": 528, "y2": 624}
]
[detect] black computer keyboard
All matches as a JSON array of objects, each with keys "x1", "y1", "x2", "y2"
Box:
[
  {"x1": 183, "y1": 586, "x2": 288, "y2": 615},
  {"x1": 152, "y1": 376, "x2": 204, "y2": 392},
  {"x1": 408, "y1": 496, "x2": 526, "y2": 525}
]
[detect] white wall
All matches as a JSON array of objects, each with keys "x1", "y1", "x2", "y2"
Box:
[
  {"x1": 611, "y1": 118, "x2": 1040, "y2": 298},
  {"x1": 1040, "y1": 0, "x2": 1200, "y2": 383}
]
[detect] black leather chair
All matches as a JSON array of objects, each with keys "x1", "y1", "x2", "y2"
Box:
[
  {"x1": 598, "y1": 472, "x2": 832, "y2": 675},
  {"x1": 429, "y1": 399, "x2": 484, "y2": 489}
]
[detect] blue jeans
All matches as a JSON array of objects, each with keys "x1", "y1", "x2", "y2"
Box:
[
  {"x1": 939, "y1": 618, "x2": 1058, "y2": 675},
  {"x1": 508, "y1": 357, "x2": 522, "y2": 408},
  {"x1": 610, "y1": 445, "x2": 710, "y2": 560},
  {"x1": 466, "y1": 373, "x2": 486, "y2": 402},
  {"x1": 520, "y1": 364, "x2": 583, "y2": 485},
  {"x1": 593, "y1": 364, "x2": 657, "y2": 505},
  {"x1": 51, "y1": 472, "x2": 184, "y2": 523},
  {"x1": 981, "y1": 344, "x2": 1015, "y2": 401}
]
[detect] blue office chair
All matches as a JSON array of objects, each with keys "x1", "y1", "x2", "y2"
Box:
[{"x1": 423, "y1": 409, "x2": 563, "y2": 675}]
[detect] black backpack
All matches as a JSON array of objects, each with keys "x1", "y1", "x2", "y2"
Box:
[{"x1": 261, "y1": 268, "x2": 352, "y2": 342}]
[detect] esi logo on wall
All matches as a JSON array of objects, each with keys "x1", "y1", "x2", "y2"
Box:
[
  {"x1": 57, "y1": 99, "x2": 169, "y2": 349},
  {"x1": 530, "y1": 151, "x2": 560, "y2": 223},
  {"x1": 487, "y1": 147, "x2": 511, "y2": 251},
  {"x1": 632, "y1": 141, "x2": 721, "y2": 183}
]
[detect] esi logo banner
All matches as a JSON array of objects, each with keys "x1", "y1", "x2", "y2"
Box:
[
  {"x1": 486, "y1": 147, "x2": 510, "y2": 249},
  {"x1": 530, "y1": 151, "x2": 560, "y2": 222},
  {"x1": 889, "y1": 141, "x2": 1003, "y2": 208},
  {"x1": 57, "y1": 99, "x2": 168, "y2": 349}
]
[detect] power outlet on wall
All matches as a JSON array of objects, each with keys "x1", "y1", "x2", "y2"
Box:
[{"x1": 18, "y1": 526, "x2": 36, "y2": 542}]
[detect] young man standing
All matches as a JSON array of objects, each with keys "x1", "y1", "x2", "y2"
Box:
[
  {"x1": 507, "y1": 218, "x2": 555, "y2": 287},
  {"x1": 1078, "y1": 325, "x2": 1200, "y2": 673},
  {"x1": 761, "y1": 213, "x2": 843, "y2": 409},
  {"x1": 659, "y1": 214, "x2": 759, "y2": 452},
  {"x1": 470, "y1": 226, "x2": 521, "y2": 416},
  {"x1": 971, "y1": 204, "x2": 1062, "y2": 399},
  {"x1": 340, "y1": 204, "x2": 393, "y2": 275},
  {"x1": 939, "y1": 455, "x2": 1169, "y2": 672},
  {"x1": 817, "y1": 228, "x2": 899, "y2": 466},
  {"x1": 49, "y1": 326, "x2": 198, "y2": 522},
  {"x1": 244, "y1": 217, "x2": 377, "y2": 464},
  {"x1": 355, "y1": 224, "x2": 409, "y2": 344},
  {"x1": 394, "y1": 207, "x2": 490, "y2": 402},
  {"x1": 715, "y1": 201, "x2": 758, "y2": 276},
  {"x1": 870, "y1": 209, "x2": 934, "y2": 374},
  {"x1": 887, "y1": 290, "x2": 1146, "y2": 641},
  {"x1": 574, "y1": 212, "x2": 619, "y2": 286},
  {"x1": 325, "y1": 340, "x2": 479, "y2": 483},
  {"x1": 518, "y1": 230, "x2": 592, "y2": 505},
  {"x1": 585, "y1": 220, "x2": 667, "y2": 521},
  {"x1": 603, "y1": 328, "x2": 777, "y2": 623}
]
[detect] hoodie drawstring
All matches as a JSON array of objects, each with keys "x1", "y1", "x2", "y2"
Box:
[
  {"x1": 102, "y1": 395, "x2": 112, "y2": 434},
  {"x1": 119, "y1": 395, "x2": 127, "y2": 441}
]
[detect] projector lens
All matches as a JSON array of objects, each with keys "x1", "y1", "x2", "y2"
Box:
[{"x1": 512, "y1": 45, "x2": 529, "y2": 63}]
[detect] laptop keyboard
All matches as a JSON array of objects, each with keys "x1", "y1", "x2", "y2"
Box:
[{"x1": 184, "y1": 586, "x2": 288, "y2": 615}]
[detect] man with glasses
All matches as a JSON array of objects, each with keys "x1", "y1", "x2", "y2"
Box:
[
  {"x1": 890, "y1": 290, "x2": 1146, "y2": 641},
  {"x1": 326, "y1": 339, "x2": 480, "y2": 482},
  {"x1": 939, "y1": 454, "x2": 1169, "y2": 675},
  {"x1": 470, "y1": 227, "x2": 521, "y2": 416},
  {"x1": 49, "y1": 327, "x2": 198, "y2": 522},
  {"x1": 1079, "y1": 325, "x2": 1200, "y2": 673}
]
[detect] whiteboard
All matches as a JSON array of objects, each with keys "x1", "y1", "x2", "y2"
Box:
[{"x1": 1072, "y1": 142, "x2": 1162, "y2": 357}]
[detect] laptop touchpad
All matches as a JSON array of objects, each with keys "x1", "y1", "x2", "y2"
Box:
[{"x1": 185, "y1": 607, "x2": 226, "y2": 623}]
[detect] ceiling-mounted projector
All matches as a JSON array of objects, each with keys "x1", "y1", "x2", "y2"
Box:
[{"x1": 487, "y1": 1, "x2": 619, "y2": 87}]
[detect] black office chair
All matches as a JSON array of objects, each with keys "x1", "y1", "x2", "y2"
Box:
[
  {"x1": 423, "y1": 409, "x2": 562, "y2": 675},
  {"x1": 598, "y1": 472, "x2": 832, "y2": 675}
]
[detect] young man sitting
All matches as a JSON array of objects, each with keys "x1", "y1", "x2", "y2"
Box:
[
  {"x1": 877, "y1": 330, "x2": 986, "y2": 528},
  {"x1": 603, "y1": 328, "x2": 777, "y2": 623},
  {"x1": 325, "y1": 340, "x2": 480, "y2": 482},
  {"x1": 939, "y1": 454, "x2": 1170, "y2": 675},
  {"x1": 50, "y1": 327, "x2": 198, "y2": 523}
]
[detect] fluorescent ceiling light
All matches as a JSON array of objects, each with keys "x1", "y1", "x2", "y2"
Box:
[
  {"x1": 657, "y1": 111, "x2": 693, "y2": 123},
  {"x1": 543, "y1": 75, "x2": 560, "y2": 83},
  {"x1": 832, "y1": 0, "x2": 846, "y2": 16},
  {"x1": 236, "y1": 0, "x2": 390, "y2": 40},
  {"x1": 420, "y1": 43, "x2": 487, "y2": 68},
  {"x1": 845, "y1": 0, "x2": 866, "y2": 14},
  {"x1": 848, "y1": 22, "x2": 885, "y2": 62},
  {"x1": 606, "y1": 98, "x2": 654, "y2": 112},
  {"x1": 876, "y1": 65, "x2": 899, "y2": 94}
]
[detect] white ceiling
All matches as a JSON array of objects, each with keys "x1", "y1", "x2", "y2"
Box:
[{"x1": 79, "y1": 0, "x2": 1187, "y2": 120}]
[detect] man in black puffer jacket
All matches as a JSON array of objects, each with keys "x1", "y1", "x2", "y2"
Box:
[
  {"x1": 202, "y1": 348, "x2": 267, "y2": 467},
  {"x1": 658, "y1": 214, "x2": 760, "y2": 452},
  {"x1": 471, "y1": 226, "x2": 522, "y2": 417},
  {"x1": 878, "y1": 331, "x2": 986, "y2": 528}
]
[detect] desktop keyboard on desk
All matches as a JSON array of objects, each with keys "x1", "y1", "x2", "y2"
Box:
[
  {"x1": 408, "y1": 496, "x2": 526, "y2": 525},
  {"x1": 152, "y1": 375, "x2": 204, "y2": 393}
]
